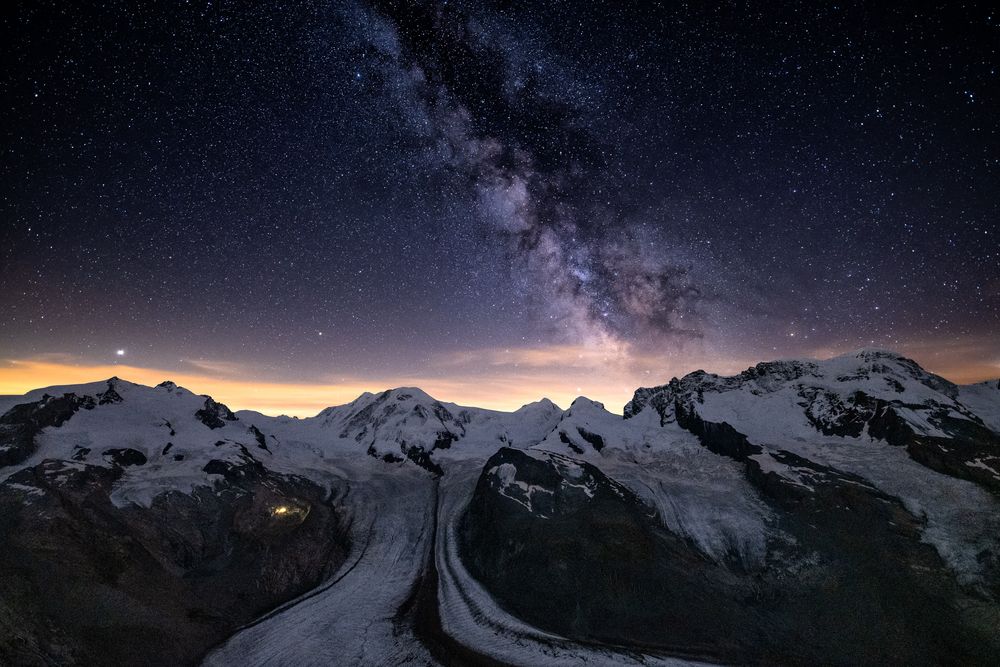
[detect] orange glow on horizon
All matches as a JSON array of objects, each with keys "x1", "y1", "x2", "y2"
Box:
[
  {"x1": 0, "y1": 355, "x2": 655, "y2": 416},
  {"x1": 0, "y1": 342, "x2": 996, "y2": 418}
]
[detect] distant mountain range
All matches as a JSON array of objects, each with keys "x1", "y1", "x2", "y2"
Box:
[{"x1": 1, "y1": 349, "x2": 998, "y2": 665}]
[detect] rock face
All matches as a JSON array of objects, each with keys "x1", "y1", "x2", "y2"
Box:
[
  {"x1": 0, "y1": 392, "x2": 94, "y2": 467},
  {"x1": 0, "y1": 458, "x2": 348, "y2": 666},
  {"x1": 460, "y1": 448, "x2": 1000, "y2": 664},
  {"x1": 625, "y1": 349, "x2": 1000, "y2": 494},
  {"x1": 195, "y1": 397, "x2": 239, "y2": 429},
  {"x1": 0, "y1": 378, "x2": 353, "y2": 666},
  {"x1": 459, "y1": 448, "x2": 745, "y2": 657}
]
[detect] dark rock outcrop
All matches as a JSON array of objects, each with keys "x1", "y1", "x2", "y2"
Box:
[
  {"x1": 96, "y1": 379, "x2": 124, "y2": 405},
  {"x1": 195, "y1": 397, "x2": 238, "y2": 429},
  {"x1": 460, "y1": 448, "x2": 1000, "y2": 665},
  {"x1": 556, "y1": 429, "x2": 583, "y2": 454},
  {"x1": 248, "y1": 424, "x2": 270, "y2": 452},
  {"x1": 203, "y1": 443, "x2": 267, "y2": 484},
  {"x1": 576, "y1": 427, "x2": 604, "y2": 452},
  {"x1": 0, "y1": 393, "x2": 92, "y2": 468},
  {"x1": 0, "y1": 459, "x2": 349, "y2": 667},
  {"x1": 673, "y1": 399, "x2": 761, "y2": 459},
  {"x1": 101, "y1": 448, "x2": 147, "y2": 467},
  {"x1": 404, "y1": 445, "x2": 444, "y2": 476}
]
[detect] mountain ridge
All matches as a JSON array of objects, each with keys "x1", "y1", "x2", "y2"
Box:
[{"x1": 1, "y1": 349, "x2": 999, "y2": 665}]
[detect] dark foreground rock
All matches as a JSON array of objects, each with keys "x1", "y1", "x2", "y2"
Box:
[
  {"x1": 460, "y1": 447, "x2": 1000, "y2": 665},
  {"x1": 0, "y1": 458, "x2": 349, "y2": 666}
]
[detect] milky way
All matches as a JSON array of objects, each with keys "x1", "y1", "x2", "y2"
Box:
[
  {"x1": 1, "y1": 1, "x2": 998, "y2": 410},
  {"x1": 355, "y1": 2, "x2": 707, "y2": 349}
]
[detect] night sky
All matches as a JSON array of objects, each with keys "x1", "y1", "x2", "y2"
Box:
[{"x1": 2, "y1": 1, "x2": 998, "y2": 413}]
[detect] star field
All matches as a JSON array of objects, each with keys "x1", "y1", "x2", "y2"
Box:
[{"x1": 1, "y1": 1, "x2": 997, "y2": 410}]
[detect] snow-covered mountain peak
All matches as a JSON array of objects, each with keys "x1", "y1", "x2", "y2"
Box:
[
  {"x1": 316, "y1": 387, "x2": 439, "y2": 422},
  {"x1": 621, "y1": 350, "x2": 1000, "y2": 498},
  {"x1": 530, "y1": 395, "x2": 638, "y2": 457},
  {"x1": 567, "y1": 396, "x2": 606, "y2": 413},
  {"x1": 843, "y1": 346, "x2": 905, "y2": 359},
  {"x1": 155, "y1": 379, "x2": 185, "y2": 393},
  {"x1": 626, "y1": 349, "x2": 965, "y2": 417},
  {"x1": 824, "y1": 348, "x2": 959, "y2": 398},
  {"x1": 514, "y1": 397, "x2": 561, "y2": 413}
]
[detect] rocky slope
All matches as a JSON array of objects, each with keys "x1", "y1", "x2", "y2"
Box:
[
  {"x1": 460, "y1": 447, "x2": 996, "y2": 664},
  {"x1": 0, "y1": 380, "x2": 351, "y2": 665},
  {"x1": 625, "y1": 349, "x2": 1000, "y2": 493},
  {"x1": 0, "y1": 350, "x2": 998, "y2": 665}
]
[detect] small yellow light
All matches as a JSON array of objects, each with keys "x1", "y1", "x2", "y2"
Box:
[{"x1": 271, "y1": 505, "x2": 291, "y2": 516}]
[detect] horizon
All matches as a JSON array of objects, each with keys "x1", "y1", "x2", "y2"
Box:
[{"x1": 3, "y1": 343, "x2": 997, "y2": 418}]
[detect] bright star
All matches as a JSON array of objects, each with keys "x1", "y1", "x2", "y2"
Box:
[{"x1": 116, "y1": 349, "x2": 125, "y2": 357}]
